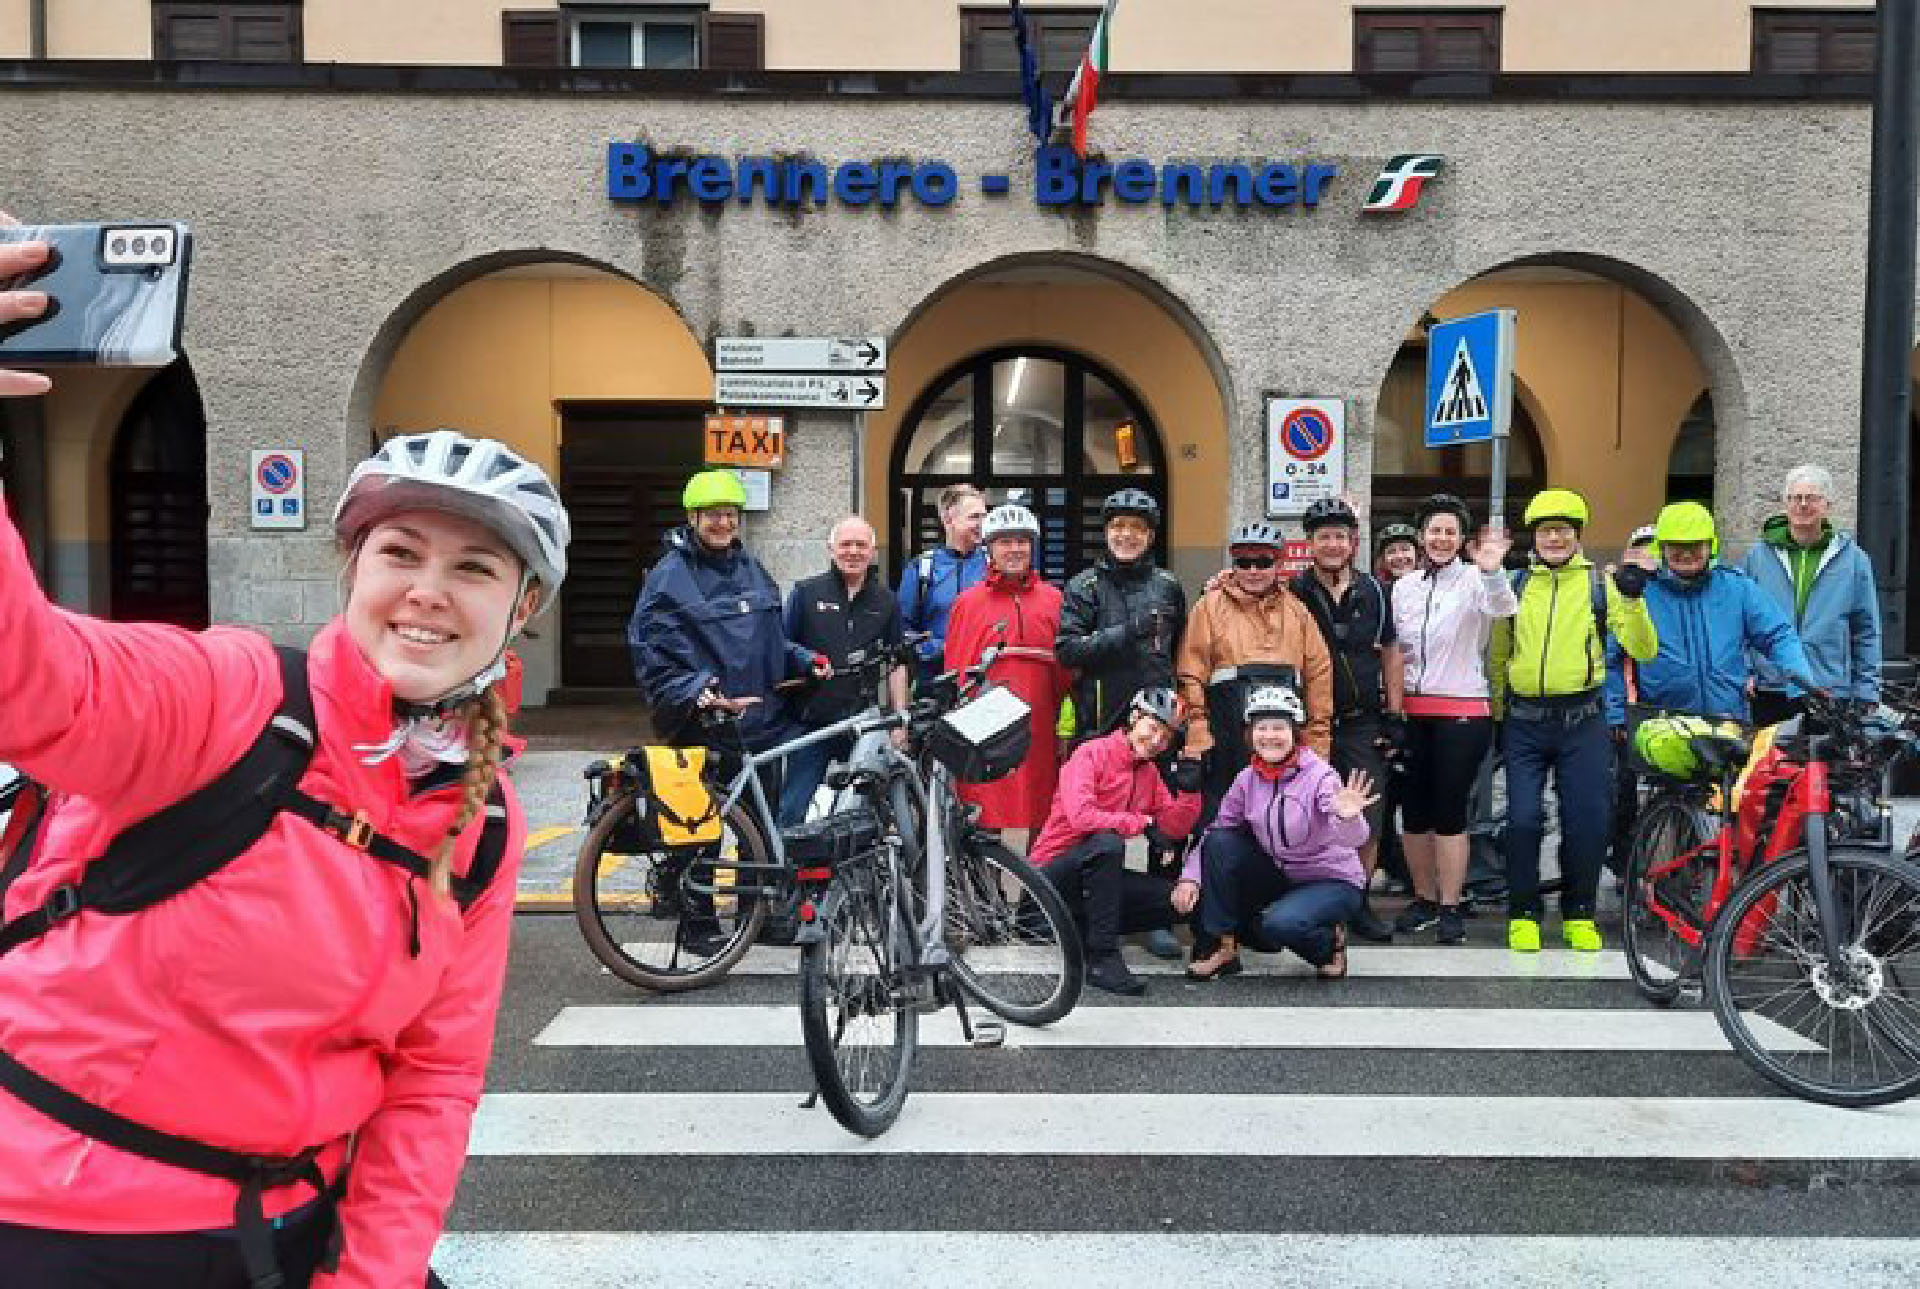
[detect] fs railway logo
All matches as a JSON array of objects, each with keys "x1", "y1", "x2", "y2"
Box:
[{"x1": 1361, "y1": 154, "x2": 1447, "y2": 214}]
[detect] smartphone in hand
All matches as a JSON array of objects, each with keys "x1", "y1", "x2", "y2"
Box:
[{"x1": 0, "y1": 222, "x2": 192, "y2": 367}]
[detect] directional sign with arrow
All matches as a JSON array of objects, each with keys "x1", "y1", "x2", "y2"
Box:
[
  {"x1": 714, "y1": 371, "x2": 887, "y2": 409},
  {"x1": 713, "y1": 336, "x2": 888, "y2": 373}
]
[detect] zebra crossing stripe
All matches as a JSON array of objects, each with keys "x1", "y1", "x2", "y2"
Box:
[
  {"x1": 611, "y1": 944, "x2": 1633, "y2": 980},
  {"x1": 532, "y1": 1004, "x2": 1815, "y2": 1052},
  {"x1": 466, "y1": 1092, "x2": 1920, "y2": 1158},
  {"x1": 433, "y1": 1232, "x2": 1920, "y2": 1288}
]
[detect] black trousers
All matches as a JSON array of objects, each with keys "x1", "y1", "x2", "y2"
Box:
[
  {"x1": 0, "y1": 1215, "x2": 438, "y2": 1289},
  {"x1": 1039, "y1": 831, "x2": 1181, "y2": 958}
]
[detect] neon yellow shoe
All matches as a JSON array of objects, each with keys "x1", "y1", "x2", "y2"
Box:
[
  {"x1": 1507, "y1": 917, "x2": 1541, "y2": 953},
  {"x1": 1563, "y1": 918, "x2": 1603, "y2": 953}
]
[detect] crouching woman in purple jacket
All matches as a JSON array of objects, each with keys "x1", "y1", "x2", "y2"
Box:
[{"x1": 1181, "y1": 685, "x2": 1378, "y2": 982}]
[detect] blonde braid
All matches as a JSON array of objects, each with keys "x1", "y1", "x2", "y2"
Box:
[{"x1": 431, "y1": 686, "x2": 510, "y2": 900}]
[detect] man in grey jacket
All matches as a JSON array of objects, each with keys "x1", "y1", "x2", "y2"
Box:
[{"x1": 1740, "y1": 464, "x2": 1882, "y2": 725}]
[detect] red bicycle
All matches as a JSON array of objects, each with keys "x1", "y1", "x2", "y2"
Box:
[{"x1": 1623, "y1": 693, "x2": 1920, "y2": 1106}]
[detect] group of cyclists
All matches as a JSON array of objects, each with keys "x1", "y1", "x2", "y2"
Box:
[{"x1": 627, "y1": 460, "x2": 1885, "y2": 999}]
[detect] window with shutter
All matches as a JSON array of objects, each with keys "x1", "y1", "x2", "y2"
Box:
[
  {"x1": 153, "y1": 3, "x2": 300, "y2": 62},
  {"x1": 557, "y1": 6, "x2": 706, "y2": 69},
  {"x1": 1753, "y1": 9, "x2": 1877, "y2": 74},
  {"x1": 701, "y1": 12, "x2": 764, "y2": 71},
  {"x1": 503, "y1": 11, "x2": 565, "y2": 67},
  {"x1": 960, "y1": 7, "x2": 1097, "y2": 77},
  {"x1": 1355, "y1": 10, "x2": 1500, "y2": 75}
]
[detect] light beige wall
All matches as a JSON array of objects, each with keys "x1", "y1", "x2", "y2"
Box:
[
  {"x1": 42, "y1": 366, "x2": 147, "y2": 543},
  {"x1": 307, "y1": 0, "x2": 509, "y2": 66},
  {"x1": 0, "y1": 1, "x2": 28, "y2": 58},
  {"x1": 15, "y1": 0, "x2": 1890, "y2": 69},
  {"x1": 48, "y1": 0, "x2": 148, "y2": 59},
  {"x1": 1426, "y1": 278, "x2": 1708, "y2": 548}
]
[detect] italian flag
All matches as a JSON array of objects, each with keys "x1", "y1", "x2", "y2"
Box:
[{"x1": 1060, "y1": 0, "x2": 1118, "y2": 158}]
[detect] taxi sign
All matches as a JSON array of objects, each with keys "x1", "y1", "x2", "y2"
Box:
[{"x1": 704, "y1": 414, "x2": 786, "y2": 469}]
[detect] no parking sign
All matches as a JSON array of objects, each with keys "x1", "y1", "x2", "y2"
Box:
[
  {"x1": 1264, "y1": 398, "x2": 1346, "y2": 519},
  {"x1": 250, "y1": 450, "x2": 306, "y2": 531}
]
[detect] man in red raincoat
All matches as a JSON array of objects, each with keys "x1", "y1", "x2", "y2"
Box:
[{"x1": 944, "y1": 502, "x2": 1072, "y2": 834}]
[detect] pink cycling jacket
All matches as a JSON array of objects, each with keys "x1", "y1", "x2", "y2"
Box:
[{"x1": 0, "y1": 498, "x2": 523, "y2": 1287}]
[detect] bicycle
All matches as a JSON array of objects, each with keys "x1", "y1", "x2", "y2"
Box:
[
  {"x1": 1622, "y1": 695, "x2": 1914, "y2": 1007},
  {"x1": 1701, "y1": 693, "x2": 1920, "y2": 1106},
  {"x1": 571, "y1": 643, "x2": 1083, "y2": 1033}
]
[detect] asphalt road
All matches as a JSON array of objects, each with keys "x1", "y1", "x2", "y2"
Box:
[{"x1": 434, "y1": 912, "x2": 1920, "y2": 1287}]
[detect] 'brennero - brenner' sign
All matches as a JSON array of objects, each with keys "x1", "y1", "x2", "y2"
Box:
[{"x1": 607, "y1": 144, "x2": 1445, "y2": 215}]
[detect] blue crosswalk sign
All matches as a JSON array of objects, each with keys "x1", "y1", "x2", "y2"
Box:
[{"x1": 1425, "y1": 309, "x2": 1515, "y2": 447}]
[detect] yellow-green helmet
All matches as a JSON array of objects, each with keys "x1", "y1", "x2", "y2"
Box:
[
  {"x1": 682, "y1": 468, "x2": 747, "y2": 512},
  {"x1": 1633, "y1": 714, "x2": 1739, "y2": 780},
  {"x1": 1652, "y1": 501, "x2": 1719, "y2": 558},
  {"x1": 1523, "y1": 488, "x2": 1590, "y2": 531}
]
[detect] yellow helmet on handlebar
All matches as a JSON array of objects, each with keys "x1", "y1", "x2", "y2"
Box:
[{"x1": 1633, "y1": 714, "x2": 1744, "y2": 780}]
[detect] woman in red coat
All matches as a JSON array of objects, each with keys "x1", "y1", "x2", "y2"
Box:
[{"x1": 943, "y1": 504, "x2": 1072, "y2": 833}]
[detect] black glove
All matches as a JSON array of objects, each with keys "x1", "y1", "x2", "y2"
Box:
[
  {"x1": 1167, "y1": 756, "x2": 1205, "y2": 795},
  {"x1": 1611, "y1": 563, "x2": 1649, "y2": 599}
]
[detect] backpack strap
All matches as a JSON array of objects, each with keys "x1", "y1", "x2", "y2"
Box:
[
  {"x1": 0, "y1": 778, "x2": 49, "y2": 910},
  {"x1": 0, "y1": 647, "x2": 316, "y2": 959},
  {"x1": 1588, "y1": 565, "x2": 1609, "y2": 642},
  {"x1": 280, "y1": 777, "x2": 508, "y2": 916}
]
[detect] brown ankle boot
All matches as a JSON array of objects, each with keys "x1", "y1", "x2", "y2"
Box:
[{"x1": 1186, "y1": 934, "x2": 1242, "y2": 981}]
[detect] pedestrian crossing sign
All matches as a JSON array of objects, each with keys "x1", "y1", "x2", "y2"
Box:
[{"x1": 1425, "y1": 309, "x2": 1515, "y2": 447}]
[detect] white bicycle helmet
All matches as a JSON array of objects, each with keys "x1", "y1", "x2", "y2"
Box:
[
  {"x1": 335, "y1": 430, "x2": 571, "y2": 594},
  {"x1": 1244, "y1": 684, "x2": 1306, "y2": 728},
  {"x1": 982, "y1": 503, "x2": 1041, "y2": 543},
  {"x1": 1228, "y1": 521, "x2": 1285, "y2": 550}
]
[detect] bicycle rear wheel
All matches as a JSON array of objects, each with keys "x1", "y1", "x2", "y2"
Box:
[
  {"x1": 799, "y1": 843, "x2": 918, "y2": 1137},
  {"x1": 572, "y1": 789, "x2": 769, "y2": 992},
  {"x1": 945, "y1": 834, "x2": 1085, "y2": 1027},
  {"x1": 1703, "y1": 846, "x2": 1920, "y2": 1107},
  {"x1": 1622, "y1": 796, "x2": 1718, "y2": 1005}
]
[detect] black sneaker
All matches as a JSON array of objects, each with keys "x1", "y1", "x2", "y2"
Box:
[
  {"x1": 680, "y1": 924, "x2": 734, "y2": 958},
  {"x1": 1087, "y1": 954, "x2": 1147, "y2": 997},
  {"x1": 1351, "y1": 903, "x2": 1395, "y2": 944},
  {"x1": 1436, "y1": 904, "x2": 1467, "y2": 945},
  {"x1": 1393, "y1": 898, "x2": 1440, "y2": 934}
]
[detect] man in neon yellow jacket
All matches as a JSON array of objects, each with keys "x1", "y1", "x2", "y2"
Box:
[{"x1": 1490, "y1": 488, "x2": 1657, "y2": 953}]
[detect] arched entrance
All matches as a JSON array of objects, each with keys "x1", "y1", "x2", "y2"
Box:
[
  {"x1": 872, "y1": 254, "x2": 1231, "y2": 589},
  {"x1": 110, "y1": 359, "x2": 208, "y2": 627},
  {"x1": 890, "y1": 346, "x2": 1166, "y2": 584},
  {"x1": 363, "y1": 257, "x2": 711, "y2": 696},
  {"x1": 1373, "y1": 262, "x2": 1730, "y2": 548}
]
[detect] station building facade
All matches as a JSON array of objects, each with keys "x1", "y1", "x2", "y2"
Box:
[{"x1": 0, "y1": 1, "x2": 1903, "y2": 702}]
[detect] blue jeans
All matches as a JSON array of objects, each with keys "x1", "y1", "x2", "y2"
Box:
[
  {"x1": 1502, "y1": 706, "x2": 1612, "y2": 920},
  {"x1": 1197, "y1": 827, "x2": 1363, "y2": 967},
  {"x1": 776, "y1": 732, "x2": 851, "y2": 829}
]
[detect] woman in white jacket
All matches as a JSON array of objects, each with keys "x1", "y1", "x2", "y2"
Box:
[{"x1": 1388, "y1": 494, "x2": 1515, "y2": 944}]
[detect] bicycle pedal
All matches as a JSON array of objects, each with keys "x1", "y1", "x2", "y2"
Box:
[{"x1": 967, "y1": 1018, "x2": 1007, "y2": 1049}]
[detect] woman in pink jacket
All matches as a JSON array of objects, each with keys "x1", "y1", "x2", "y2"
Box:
[
  {"x1": 1030, "y1": 688, "x2": 1203, "y2": 997},
  {"x1": 1184, "y1": 686, "x2": 1379, "y2": 982},
  {"x1": 0, "y1": 259, "x2": 568, "y2": 1289}
]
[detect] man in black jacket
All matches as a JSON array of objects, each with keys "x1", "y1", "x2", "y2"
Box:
[
  {"x1": 1056, "y1": 488, "x2": 1190, "y2": 957},
  {"x1": 1291, "y1": 498, "x2": 1403, "y2": 943},
  {"x1": 782, "y1": 515, "x2": 908, "y2": 826}
]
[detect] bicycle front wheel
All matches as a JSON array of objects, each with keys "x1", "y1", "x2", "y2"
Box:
[
  {"x1": 1703, "y1": 846, "x2": 1920, "y2": 1107},
  {"x1": 1622, "y1": 796, "x2": 1718, "y2": 1005},
  {"x1": 799, "y1": 845, "x2": 918, "y2": 1137},
  {"x1": 945, "y1": 835, "x2": 1085, "y2": 1027},
  {"x1": 572, "y1": 789, "x2": 769, "y2": 992}
]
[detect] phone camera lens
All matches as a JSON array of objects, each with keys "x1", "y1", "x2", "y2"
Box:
[
  {"x1": 152, "y1": 235, "x2": 170, "y2": 257},
  {"x1": 131, "y1": 236, "x2": 148, "y2": 256},
  {"x1": 111, "y1": 236, "x2": 128, "y2": 257}
]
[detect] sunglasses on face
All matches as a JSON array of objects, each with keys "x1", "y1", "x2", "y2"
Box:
[{"x1": 1233, "y1": 555, "x2": 1277, "y2": 570}]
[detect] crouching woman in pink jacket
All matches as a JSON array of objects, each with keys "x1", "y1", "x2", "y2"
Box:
[
  {"x1": 0, "y1": 281, "x2": 569, "y2": 1289},
  {"x1": 1029, "y1": 688, "x2": 1203, "y2": 997},
  {"x1": 1184, "y1": 686, "x2": 1378, "y2": 982}
]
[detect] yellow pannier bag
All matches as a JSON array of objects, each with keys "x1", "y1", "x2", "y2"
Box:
[{"x1": 632, "y1": 746, "x2": 723, "y2": 848}]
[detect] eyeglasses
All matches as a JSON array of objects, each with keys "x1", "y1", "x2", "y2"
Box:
[
  {"x1": 1232, "y1": 555, "x2": 1277, "y2": 570},
  {"x1": 1786, "y1": 494, "x2": 1827, "y2": 506}
]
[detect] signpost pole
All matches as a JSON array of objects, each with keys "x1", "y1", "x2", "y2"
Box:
[
  {"x1": 852, "y1": 411, "x2": 866, "y2": 513},
  {"x1": 1488, "y1": 435, "x2": 1508, "y2": 534}
]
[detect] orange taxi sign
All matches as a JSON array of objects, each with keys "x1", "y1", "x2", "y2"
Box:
[{"x1": 704, "y1": 414, "x2": 786, "y2": 469}]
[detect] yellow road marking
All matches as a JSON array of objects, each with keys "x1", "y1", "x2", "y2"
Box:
[{"x1": 525, "y1": 825, "x2": 580, "y2": 850}]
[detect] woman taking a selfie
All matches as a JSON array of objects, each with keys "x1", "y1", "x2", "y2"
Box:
[{"x1": 0, "y1": 218, "x2": 565, "y2": 1289}]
